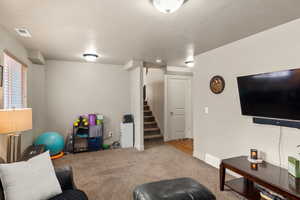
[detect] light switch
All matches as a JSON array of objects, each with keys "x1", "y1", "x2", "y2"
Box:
[{"x1": 204, "y1": 107, "x2": 209, "y2": 114}]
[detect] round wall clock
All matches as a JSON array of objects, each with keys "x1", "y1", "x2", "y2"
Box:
[{"x1": 210, "y1": 75, "x2": 225, "y2": 94}]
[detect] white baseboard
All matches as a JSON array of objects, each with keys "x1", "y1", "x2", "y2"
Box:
[
  {"x1": 205, "y1": 153, "x2": 221, "y2": 169},
  {"x1": 135, "y1": 144, "x2": 144, "y2": 151},
  {"x1": 194, "y1": 152, "x2": 240, "y2": 178},
  {"x1": 164, "y1": 136, "x2": 171, "y2": 142},
  {"x1": 193, "y1": 150, "x2": 202, "y2": 160}
]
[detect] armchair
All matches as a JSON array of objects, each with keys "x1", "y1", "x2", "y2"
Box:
[{"x1": 0, "y1": 153, "x2": 88, "y2": 200}]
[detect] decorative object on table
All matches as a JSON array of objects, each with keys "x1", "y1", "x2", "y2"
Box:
[
  {"x1": 250, "y1": 163, "x2": 258, "y2": 170},
  {"x1": 248, "y1": 149, "x2": 263, "y2": 164},
  {"x1": 0, "y1": 108, "x2": 32, "y2": 163},
  {"x1": 0, "y1": 65, "x2": 3, "y2": 87},
  {"x1": 251, "y1": 149, "x2": 258, "y2": 160},
  {"x1": 210, "y1": 75, "x2": 225, "y2": 94},
  {"x1": 288, "y1": 156, "x2": 300, "y2": 178},
  {"x1": 72, "y1": 114, "x2": 104, "y2": 153},
  {"x1": 247, "y1": 157, "x2": 264, "y2": 163},
  {"x1": 0, "y1": 151, "x2": 62, "y2": 200},
  {"x1": 34, "y1": 132, "x2": 65, "y2": 159}
]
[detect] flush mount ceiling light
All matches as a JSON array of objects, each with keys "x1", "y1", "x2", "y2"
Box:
[
  {"x1": 15, "y1": 28, "x2": 32, "y2": 38},
  {"x1": 185, "y1": 60, "x2": 194, "y2": 68},
  {"x1": 83, "y1": 53, "x2": 99, "y2": 62},
  {"x1": 156, "y1": 58, "x2": 162, "y2": 63},
  {"x1": 152, "y1": 0, "x2": 187, "y2": 14}
]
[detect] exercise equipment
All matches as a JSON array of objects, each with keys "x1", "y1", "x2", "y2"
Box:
[{"x1": 34, "y1": 132, "x2": 65, "y2": 156}]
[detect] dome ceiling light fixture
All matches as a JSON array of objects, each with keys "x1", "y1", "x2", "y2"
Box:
[
  {"x1": 83, "y1": 53, "x2": 99, "y2": 62},
  {"x1": 156, "y1": 58, "x2": 162, "y2": 63},
  {"x1": 152, "y1": 0, "x2": 188, "y2": 14},
  {"x1": 185, "y1": 60, "x2": 194, "y2": 68}
]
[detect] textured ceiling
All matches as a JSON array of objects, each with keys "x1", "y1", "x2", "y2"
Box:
[{"x1": 0, "y1": 0, "x2": 300, "y2": 66}]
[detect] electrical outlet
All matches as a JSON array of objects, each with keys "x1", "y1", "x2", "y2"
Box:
[{"x1": 108, "y1": 131, "x2": 113, "y2": 137}]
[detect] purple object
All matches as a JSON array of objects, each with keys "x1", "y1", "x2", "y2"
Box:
[{"x1": 88, "y1": 114, "x2": 96, "y2": 126}]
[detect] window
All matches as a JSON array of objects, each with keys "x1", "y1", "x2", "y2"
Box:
[{"x1": 3, "y1": 51, "x2": 27, "y2": 109}]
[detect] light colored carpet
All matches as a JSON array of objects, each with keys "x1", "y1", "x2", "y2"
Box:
[{"x1": 54, "y1": 144, "x2": 239, "y2": 200}]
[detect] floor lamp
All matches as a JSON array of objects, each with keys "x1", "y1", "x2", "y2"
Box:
[{"x1": 0, "y1": 109, "x2": 32, "y2": 163}]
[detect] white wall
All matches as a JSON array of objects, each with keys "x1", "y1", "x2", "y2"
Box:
[
  {"x1": 45, "y1": 60, "x2": 130, "y2": 143},
  {"x1": 27, "y1": 64, "x2": 47, "y2": 137},
  {"x1": 167, "y1": 66, "x2": 193, "y2": 76},
  {"x1": 0, "y1": 26, "x2": 46, "y2": 160},
  {"x1": 144, "y1": 68, "x2": 164, "y2": 134},
  {"x1": 193, "y1": 18, "x2": 300, "y2": 168},
  {"x1": 129, "y1": 65, "x2": 144, "y2": 151}
]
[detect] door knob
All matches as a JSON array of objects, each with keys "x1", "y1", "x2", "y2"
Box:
[{"x1": 170, "y1": 112, "x2": 174, "y2": 115}]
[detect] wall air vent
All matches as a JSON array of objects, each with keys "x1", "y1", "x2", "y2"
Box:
[{"x1": 15, "y1": 28, "x2": 32, "y2": 38}]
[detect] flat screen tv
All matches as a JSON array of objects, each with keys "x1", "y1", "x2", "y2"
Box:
[{"x1": 237, "y1": 68, "x2": 300, "y2": 121}]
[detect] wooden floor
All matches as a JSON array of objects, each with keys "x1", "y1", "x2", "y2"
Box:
[{"x1": 166, "y1": 139, "x2": 193, "y2": 155}]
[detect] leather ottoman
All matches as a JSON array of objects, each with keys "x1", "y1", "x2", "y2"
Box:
[{"x1": 133, "y1": 178, "x2": 216, "y2": 200}]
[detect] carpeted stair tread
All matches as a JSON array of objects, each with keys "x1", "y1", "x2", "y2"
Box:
[
  {"x1": 143, "y1": 101, "x2": 161, "y2": 140},
  {"x1": 144, "y1": 121, "x2": 157, "y2": 128},
  {"x1": 144, "y1": 121, "x2": 156, "y2": 125},
  {"x1": 144, "y1": 116, "x2": 153, "y2": 118},
  {"x1": 144, "y1": 110, "x2": 152, "y2": 116},
  {"x1": 144, "y1": 134, "x2": 163, "y2": 140},
  {"x1": 144, "y1": 127, "x2": 160, "y2": 132},
  {"x1": 144, "y1": 116, "x2": 155, "y2": 122}
]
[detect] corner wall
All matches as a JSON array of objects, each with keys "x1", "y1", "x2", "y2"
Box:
[
  {"x1": 144, "y1": 68, "x2": 165, "y2": 134},
  {"x1": 193, "y1": 18, "x2": 300, "y2": 168},
  {"x1": 129, "y1": 64, "x2": 144, "y2": 151},
  {"x1": 45, "y1": 60, "x2": 131, "y2": 143},
  {"x1": 0, "y1": 26, "x2": 46, "y2": 160},
  {"x1": 27, "y1": 64, "x2": 47, "y2": 137}
]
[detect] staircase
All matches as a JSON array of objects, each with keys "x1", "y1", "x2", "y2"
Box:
[{"x1": 144, "y1": 101, "x2": 163, "y2": 140}]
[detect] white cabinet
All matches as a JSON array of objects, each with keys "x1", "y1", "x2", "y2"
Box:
[{"x1": 120, "y1": 123, "x2": 134, "y2": 148}]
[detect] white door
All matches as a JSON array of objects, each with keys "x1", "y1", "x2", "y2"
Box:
[{"x1": 167, "y1": 76, "x2": 190, "y2": 140}]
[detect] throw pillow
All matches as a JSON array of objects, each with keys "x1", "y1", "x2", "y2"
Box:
[{"x1": 0, "y1": 151, "x2": 62, "y2": 200}]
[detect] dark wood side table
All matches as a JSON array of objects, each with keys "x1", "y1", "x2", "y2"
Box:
[{"x1": 220, "y1": 156, "x2": 300, "y2": 200}]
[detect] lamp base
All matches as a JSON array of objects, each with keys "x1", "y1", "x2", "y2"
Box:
[{"x1": 6, "y1": 133, "x2": 21, "y2": 163}]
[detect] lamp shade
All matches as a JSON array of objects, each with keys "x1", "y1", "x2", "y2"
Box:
[{"x1": 0, "y1": 109, "x2": 32, "y2": 134}]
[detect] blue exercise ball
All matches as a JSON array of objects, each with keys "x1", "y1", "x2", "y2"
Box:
[{"x1": 35, "y1": 132, "x2": 65, "y2": 156}]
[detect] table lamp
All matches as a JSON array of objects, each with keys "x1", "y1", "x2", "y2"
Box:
[{"x1": 0, "y1": 109, "x2": 32, "y2": 163}]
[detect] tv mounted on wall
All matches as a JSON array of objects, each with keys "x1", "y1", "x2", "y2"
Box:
[{"x1": 237, "y1": 68, "x2": 300, "y2": 121}]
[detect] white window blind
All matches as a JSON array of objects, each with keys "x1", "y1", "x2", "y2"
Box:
[{"x1": 3, "y1": 53, "x2": 27, "y2": 109}]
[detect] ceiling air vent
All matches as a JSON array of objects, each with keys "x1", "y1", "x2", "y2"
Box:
[{"x1": 15, "y1": 28, "x2": 32, "y2": 38}]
